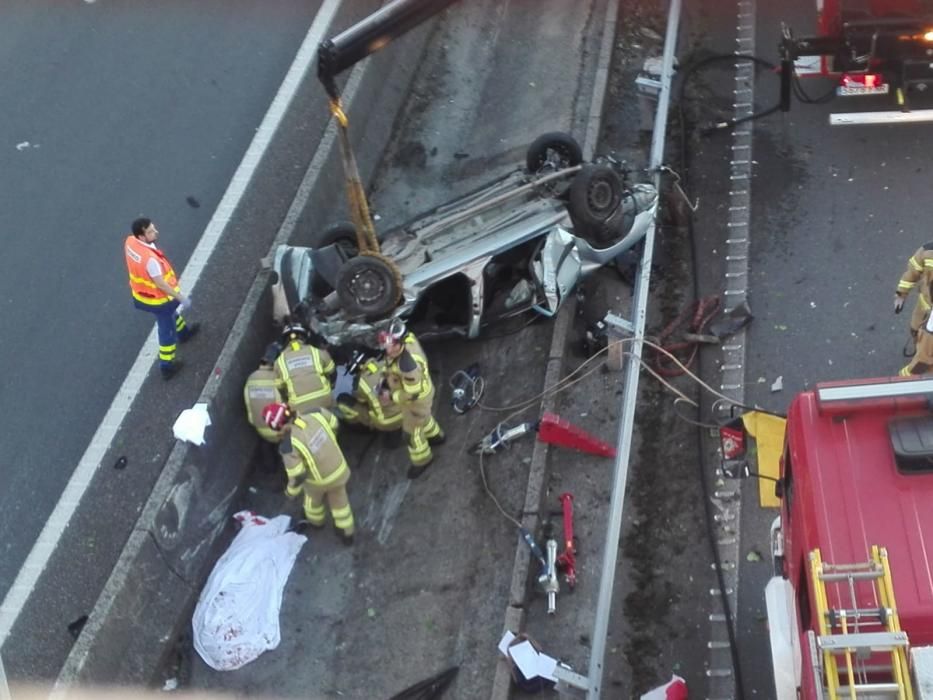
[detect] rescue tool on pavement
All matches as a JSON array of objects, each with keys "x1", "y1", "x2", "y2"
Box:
[{"x1": 724, "y1": 375, "x2": 933, "y2": 698}]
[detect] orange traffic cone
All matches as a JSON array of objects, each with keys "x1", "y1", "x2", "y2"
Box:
[{"x1": 536, "y1": 412, "x2": 616, "y2": 458}]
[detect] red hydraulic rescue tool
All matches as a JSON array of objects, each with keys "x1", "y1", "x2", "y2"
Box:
[{"x1": 555, "y1": 492, "x2": 577, "y2": 588}]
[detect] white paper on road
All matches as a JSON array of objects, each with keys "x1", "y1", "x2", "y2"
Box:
[
  {"x1": 192, "y1": 511, "x2": 307, "y2": 671},
  {"x1": 536, "y1": 652, "x2": 558, "y2": 682},
  {"x1": 497, "y1": 630, "x2": 516, "y2": 656},
  {"x1": 508, "y1": 641, "x2": 541, "y2": 679},
  {"x1": 173, "y1": 402, "x2": 212, "y2": 445}
]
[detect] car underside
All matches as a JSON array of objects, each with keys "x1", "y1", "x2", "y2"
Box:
[{"x1": 272, "y1": 132, "x2": 659, "y2": 350}]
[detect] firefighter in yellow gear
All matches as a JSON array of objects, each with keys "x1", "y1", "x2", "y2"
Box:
[
  {"x1": 378, "y1": 322, "x2": 444, "y2": 479},
  {"x1": 335, "y1": 354, "x2": 403, "y2": 432},
  {"x1": 262, "y1": 402, "x2": 355, "y2": 545},
  {"x1": 895, "y1": 243, "x2": 933, "y2": 347},
  {"x1": 275, "y1": 323, "x2": 336, "y2": 415},
  {"x1": 900, "y1": 315, "x2": 933, "y2": 377},
  {"x1": 244, "y1": 342, "x2": 286, "y2": 443}
]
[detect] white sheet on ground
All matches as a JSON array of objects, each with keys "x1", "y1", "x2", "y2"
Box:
[{"x1": 192, "y1": 511, "x2": 307, "y2": 671}]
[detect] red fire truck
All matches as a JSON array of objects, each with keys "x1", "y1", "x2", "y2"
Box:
[
  {"x1": 755, "y1": 376, "x2": 933, "y2": 698},
  {"x1": 781, "y1": 0, "x2": 933, "y2": 124}
]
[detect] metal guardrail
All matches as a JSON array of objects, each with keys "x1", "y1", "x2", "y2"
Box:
[{"x1": 582, "y1": 0, "x2": 682, "y2": 697}]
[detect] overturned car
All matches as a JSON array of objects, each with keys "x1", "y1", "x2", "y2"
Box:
[{"x1": 273, "y1": 132, "x2": 658, "y2": 347}]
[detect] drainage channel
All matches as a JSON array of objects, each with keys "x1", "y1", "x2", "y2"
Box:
[{"x1": 705, "y1": 0, "x2": 757, "y2": 698}]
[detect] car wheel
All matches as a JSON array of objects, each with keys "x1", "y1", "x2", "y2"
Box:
[
  {"x1": 568, "y1": 164, "x2": 627, "y2": 244},
  {"x1": 310, "y1": 222, "x2": 359, "y2": 298},
  {"x1": 335, "y1": 252, "x2": 403, "y2": 319},
  {"x1": 526, "y1": 132, "x2": 583, "y2": 173},
  {"x1": 317, "y1": 221, "x2": 359, "y2": 257},
  {"x1": 569, "y1": 164, "x2": 624, "y2": 226}
]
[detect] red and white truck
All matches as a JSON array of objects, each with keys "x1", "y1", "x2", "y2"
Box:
[
  {"x1": 781, "y1": 0, "x2": 933, "y2": 124},
  {"x1": 751, "y1": 376, "x2": 933, "y2": 698}
]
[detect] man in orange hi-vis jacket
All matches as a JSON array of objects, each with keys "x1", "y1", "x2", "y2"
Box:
[{"x1": 124, "y1": 217, "x2": 199, "y2": 379}]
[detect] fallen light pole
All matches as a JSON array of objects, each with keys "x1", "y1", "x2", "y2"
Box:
[{"x1": 584, "y1": 0, "x2": 682, "y2": 697}]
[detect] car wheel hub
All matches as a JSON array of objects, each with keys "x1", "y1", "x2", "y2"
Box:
[
  {"x1": 350, "y1": 270, "x2": 385, "y2": 302},
  {"x1": 588, "y1": 181, "x2": 614, "y2": 211}
]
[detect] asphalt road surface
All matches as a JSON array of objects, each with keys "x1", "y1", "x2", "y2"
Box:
[
  {"x1": 739, "y1": 3, "x2": 933, "y2": 695},
  {"x1": 0, "y1": 0, "x2": 318, "y2": 605},
  {"x1": 0, "y1": 0, "x2": 342, "y2": 682},
  {"x1": 682, "y1": 0, "x2": 933, "y2": 696}
]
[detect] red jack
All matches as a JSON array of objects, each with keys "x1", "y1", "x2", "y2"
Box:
[{"x1": 556, "y1": 492, "x2": 577, "y2": 588}]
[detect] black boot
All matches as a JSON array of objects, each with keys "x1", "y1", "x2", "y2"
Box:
[
  {"x1": 407, "y1": 456, "x2": 432, "y2": 480},
  {"x1": 179, "y1": 323, "x2": 200, "y2": 343}
]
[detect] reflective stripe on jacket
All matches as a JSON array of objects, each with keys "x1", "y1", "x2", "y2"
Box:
[
  {"x1": 275, "y1": 342, "x2": 335, "y2": 411},
  {"x1": 124, "y1": 235, "x2": 180, "y2": 305},
  {"x1": 897, "y1": 243, "x2": 933, "y2": 306},
  {"x1": 244, "y1": 366, "x2": 284, "y2": 441},
  {"x1": 283, "y1": 410, "x2": 348, "y2": 488},
  {"x1": 385, "y1": 333, "x2": 433, "y2": 404},
  {"x1": 357, "y1": 359, "x2": 401, "y2": 426}
]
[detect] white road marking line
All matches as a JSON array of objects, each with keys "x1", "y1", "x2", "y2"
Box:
[{"x1": 0, "y1": 0, "x2": 344, "y2": 647}]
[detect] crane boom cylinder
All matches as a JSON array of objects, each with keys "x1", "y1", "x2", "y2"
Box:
[{"x1": 318, "y1": 0, "x2": 460, "y2": 98}]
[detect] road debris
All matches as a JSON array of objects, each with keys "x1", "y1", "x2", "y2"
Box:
[
  {"x1": 498, "y1": 631, "x2": 558, "y2": 692},
  {"x1": 640, "y1": 674, "x2": 687, "y2": 700},
  {"x1": 67, "y1": 614, "x2": 88, "y2": 639},
  {"x1": 708, "y1": 300, "x2": 753, "y2": 339},
  {"x1": 387, "y1": 666, "x2": 458, "y2": 700},
  {"x1": 173, "y1": 403, "x2": 212, "y2": 446}
]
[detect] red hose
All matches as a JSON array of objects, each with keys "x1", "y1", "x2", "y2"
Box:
[{"x1": 652, "y1": 295, "x2": 721, "y2": 377}]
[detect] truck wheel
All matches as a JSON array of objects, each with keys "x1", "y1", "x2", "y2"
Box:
[
  {"x1": 568, "y1": 164, "x2": 624, "y2": 243},
  {"x1": 335, "y1": 252, "x2": 403, "y2": 319},
  {"x1": 526, "y1": 132, "x2": 583, "y2": 173}
]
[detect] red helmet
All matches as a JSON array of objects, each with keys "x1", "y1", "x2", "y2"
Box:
[
  {"x1": 261, "y1": 402, "x2": 290, "y2": 430},
  {"x1": 377, "y1": 319, "x2": 407, "y2": 350}
]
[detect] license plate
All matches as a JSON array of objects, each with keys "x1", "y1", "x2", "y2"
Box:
[{"x1": 837, "y1": 84, "x2": 890, "y2": 96}]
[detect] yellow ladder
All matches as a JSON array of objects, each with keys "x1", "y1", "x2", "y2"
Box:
[{"x1": 809, "y1": 546, "x2": 913, "y2": 699}]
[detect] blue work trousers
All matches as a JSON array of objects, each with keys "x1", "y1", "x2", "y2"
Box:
[{"x1": 133, "y1": 298, "x2": 192, "y2": 370}]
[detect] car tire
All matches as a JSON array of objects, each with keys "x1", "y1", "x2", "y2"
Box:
[
  {"x1": 317, "y1": 221, "x2": 359, "y2": 256},
  {"x1": 310, "y1": 222, "x2": 359, "y2": 298},
  {"x1": 525, "y1": 132, "x2": 583, "y2": 173},
  {"x1": 335, "y1": 252, "x2": 403, "y2": 319},
  {"x1": 568, "y1": 164, "x2": 625, "y2": 244}
]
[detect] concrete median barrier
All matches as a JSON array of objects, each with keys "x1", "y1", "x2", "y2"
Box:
[{"x1": 55, "y1": 8, "x2": 439, "y2": 690}]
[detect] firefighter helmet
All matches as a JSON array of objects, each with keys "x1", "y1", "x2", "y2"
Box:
[
  {"x1": 282, "y1": 323, "x2": 310, "y2": 344},
  {"x1": 261, "y1": 402, "x2": 291, "y2": 431},
  {"x1": 377, "y1": 319, "x2": 407, "y2": 350}
]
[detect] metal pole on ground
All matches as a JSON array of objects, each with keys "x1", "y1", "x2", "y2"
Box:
[{"x1": 584, "y1": 0, "x2": 682, "y2": 697}]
